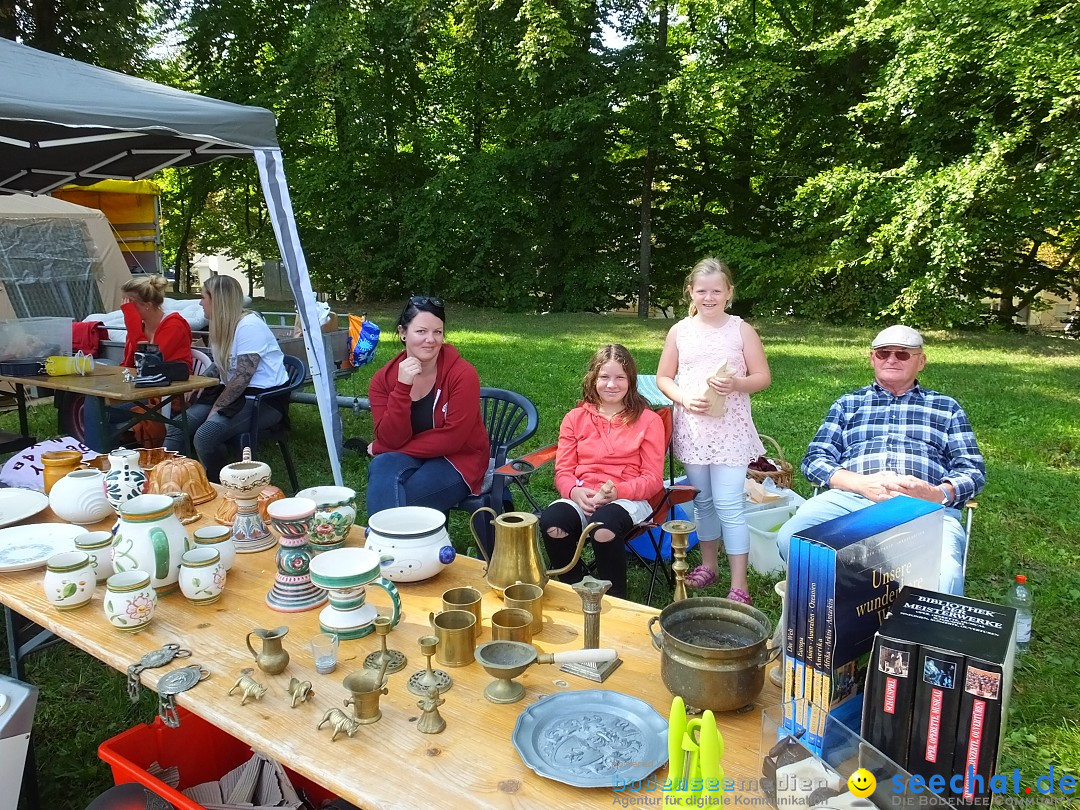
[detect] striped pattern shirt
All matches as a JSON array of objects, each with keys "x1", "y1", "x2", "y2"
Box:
[{"x1": 801, "y1": 382, "x2": 985, "y2": 506}]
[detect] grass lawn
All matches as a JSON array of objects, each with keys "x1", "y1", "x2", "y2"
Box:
[{"x1": 2, "y1": 306, "x2": 1079, "y2": 806}]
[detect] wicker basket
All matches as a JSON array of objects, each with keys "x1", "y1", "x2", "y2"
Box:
[{"x1": 747, "y1": 434, "x2": 793, "y2": 490}]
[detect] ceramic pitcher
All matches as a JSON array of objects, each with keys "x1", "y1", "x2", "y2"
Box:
[
  {"x1": 113, "y1": 493, "x2": 191, "y2": 595},
  {"x1": 103, "y1": 448, "x2": 149, "y2": 513}
]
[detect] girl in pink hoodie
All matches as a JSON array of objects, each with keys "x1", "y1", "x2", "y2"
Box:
[{"x1": 540, "y1": 344, "x2": 665, "y2": 597}]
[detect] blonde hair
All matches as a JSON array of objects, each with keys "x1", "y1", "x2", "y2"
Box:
[
  {"x1": 121, "y1": 275, "x2": 168, "y2": 308},
  {"x1": 580, "y1": 344, "x2": 649, "y2": 424},
  {"x1": 685, "y1": 257, "x2": 735, "y2": 317},
  {"x1": 203, "y1": 275, "x2": 248, "y2": 382}
]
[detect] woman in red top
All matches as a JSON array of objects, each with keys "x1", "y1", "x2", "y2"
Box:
[
  {"x1": 119, "y1": 275, "x2": 194, "y2": 370},
  {"x1": 365, "y1": 297, "x2": 489, "y2": 518},
  {"x1": 540, "y1": 344, "x2": 665, "y2": 598}
]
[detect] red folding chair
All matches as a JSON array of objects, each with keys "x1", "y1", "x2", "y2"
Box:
[{"x1": 494, "y1": 406, "x2": 697, "y2": 606}]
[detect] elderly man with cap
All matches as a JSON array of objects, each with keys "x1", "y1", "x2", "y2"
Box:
[{"x1": 776, "y1": 325, "x2": 985, "y2": 595}]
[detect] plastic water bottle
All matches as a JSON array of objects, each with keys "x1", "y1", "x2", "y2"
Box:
[{"x1": 1007, "y1": 574, "x2": 1032, "y2": 653}]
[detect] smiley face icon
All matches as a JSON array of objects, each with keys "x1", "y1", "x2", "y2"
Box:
[{"x1": 848, "y1": 768, "x2": 876, "y2": 797}]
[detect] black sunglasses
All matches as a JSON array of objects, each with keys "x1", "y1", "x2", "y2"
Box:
[
  {"x1": 874, "y1": 348, "x2": 919, "y2": 361},
  {"x1": 409, "y1": 295, "x2": 444, "y2": 309}
]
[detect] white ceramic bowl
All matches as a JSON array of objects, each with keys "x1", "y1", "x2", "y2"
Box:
[{"x1": 364, "y1": 506, "x2": 456, "y2": 582}]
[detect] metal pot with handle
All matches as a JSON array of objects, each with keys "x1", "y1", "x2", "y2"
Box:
[{"x1": 648, "y1": 596, "x2": 779, "y2": 712}]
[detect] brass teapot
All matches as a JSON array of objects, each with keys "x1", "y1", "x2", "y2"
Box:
[{"x1": 470, "y1": 508, "x2": 599, "y2": 595}]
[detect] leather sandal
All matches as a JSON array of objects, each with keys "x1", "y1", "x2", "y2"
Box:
[
  {"x1": 685, "y1": 565, "x2": 718, "y2": 589},
  {"x1": 727, "y1": 588, "x2": 753, "y2": 605}
]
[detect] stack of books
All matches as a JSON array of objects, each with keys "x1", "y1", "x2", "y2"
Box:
[
  {"x1": 863, "y1": 586, "x2": 1016, "y2": 808},
  {"x1": 783, "y1": 496, "x2": 944, "y2": 753}
]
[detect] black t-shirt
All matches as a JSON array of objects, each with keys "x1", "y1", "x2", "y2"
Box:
[{"x1": 410, "y1": 388, "x2": 436, "y2": 434}]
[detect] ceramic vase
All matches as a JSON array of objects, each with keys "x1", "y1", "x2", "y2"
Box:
[
  {"x1": 113, "y1": 493, "x2": 191, "y2": 595},
  {"x1": 264, "y1": 497, "x2": 327, "y2": 612},
  {"x1": 295, "y1": 486, "x2": 357, "y2": 553},
  {"x1": 103, "y1": 448, "x2": 149, "y2": 513},
  {"x1": 75, "y1": 530, "x2": 114, "y2": 583},
  {"x1": 43, "y1": 551, "x2": 96, "y2": 610},
  {"x1": 103, "y1": 570, "x2": 157, "y2": 632},
  {"x1": 308, "y1": 548, "x2": 402, "y2": 640},
  {"x1": 49, "y1": 468, "x2": 113, "y2": 524},
  {"x1": 179, "y1": 548, "x2": 227, "y2": 605},
  {"x1": 193, "y1": 525, "x2": 236, "y2": 571},
  {"x1": 40, "y1": 450, "x2": 84, "y2": 495},
  {"x1": 219, "y1": 447, "x2": 275, "y2": 553}
]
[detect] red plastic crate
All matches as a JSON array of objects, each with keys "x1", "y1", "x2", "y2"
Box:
[{"x1": 98, "y1": 708, "x2": 335, "y2": 810}]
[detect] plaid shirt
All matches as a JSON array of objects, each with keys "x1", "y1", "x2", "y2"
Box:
[{"x1": 801, "y1": 381, "x2": 986, "y2": 506}]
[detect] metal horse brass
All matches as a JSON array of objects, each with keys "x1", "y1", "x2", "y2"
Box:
[{"x1": 470, "y1": 509, "x2": 600, "y2": 595}]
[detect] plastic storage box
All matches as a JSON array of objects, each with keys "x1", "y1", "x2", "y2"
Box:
[
  {"x1": 747, "y1": 500, "x2": 799, "y2": 576},
  {"x1": 98, "y1": 709, "x2": 335, "y2": 810},
  {"x1": 0, "y1": 317, "x2": 72, "y2": 362}
]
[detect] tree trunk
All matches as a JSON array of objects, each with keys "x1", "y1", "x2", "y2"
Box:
[
  {"x1": 637, "y1": 0, "x2": 668, "y2": 319},
  {"x1": 638, "y1": 148, "x2": 655, "y2": 318},
  {"x1": 0, "y1": 0, "x2": 16, "y2": 40},
  {"x1": 31, "y1": 0, "x2": 59, "y2": 53}
]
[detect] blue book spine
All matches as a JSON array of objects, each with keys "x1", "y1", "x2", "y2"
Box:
[{"x1": 792, "y1": 535, "x2": 810, "y2": 738}]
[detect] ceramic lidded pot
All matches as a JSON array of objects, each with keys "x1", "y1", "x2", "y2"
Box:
[
  {"x1": 113, "y1": 493, "x2": 191, "y2": 595},
  {"x1": 103, "y1": 570, "x2": 157, "y2": 632},
  {"x1": 364, "y1": 506, "x2": 456, "y2": 582},
  {"x1": 41, "y1": 450, "x2": 84, "y2": 494},
  {"x1": 295, "y1": 486, "x2": 357, "y2": 552},
  {"x1": 179, "y1": 548, "x2": 227, "y2": 605},
  {"x1": 219, "y1": 448, "x2": 275, "y2": 553},
  {"x1": 103, "y1": 448, "x2": 149, "y2": 512},
  {"x1": 43, "y1": 551, "x2": 96, "y2": 610},
  {"x1": 49, "y1": 468, "x2": 113, "y2": 524}
]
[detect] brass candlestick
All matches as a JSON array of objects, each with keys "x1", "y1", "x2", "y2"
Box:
[
  {"x1": 364, "y1": 615, "x2": 407, "y2": 674},
  {"x1": 664, "y1": 519, "x2": 696, "y2": 603},
  {"x1": 407, "y1": 634, "x2": 452, "y2": 696},
  {"x1": 560, "y1": 576, "x2": 622, "y2": 682}
]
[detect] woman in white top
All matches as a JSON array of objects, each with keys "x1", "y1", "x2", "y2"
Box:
[{"x1": 164, "y1": 275, "x2": 288, "y2": 481}]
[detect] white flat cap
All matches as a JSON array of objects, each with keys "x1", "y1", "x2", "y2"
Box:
[{"x1": 871, "y1": 325, "x2": 923, "y2": 349}]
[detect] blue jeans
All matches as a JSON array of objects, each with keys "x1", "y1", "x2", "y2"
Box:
[
  {"x1": 365, "y1": 453, "x2": 470, "y2": 518},
  {"x1": 776, "y1": 489, "x2": 968, "y2": 596}
]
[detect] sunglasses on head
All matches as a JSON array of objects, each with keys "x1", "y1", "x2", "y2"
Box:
[
  {"x1": 874, "y1": 348, "x2": 918, "y2": 361},
  {"x1": 409, "y1": 295, "x2": 444, "y2": 309}
]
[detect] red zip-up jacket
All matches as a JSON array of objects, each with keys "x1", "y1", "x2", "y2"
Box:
[
  {"x1": 554, "y1": 403, "x2": 665, "y2": 501},
  {"x1": 369, "y1": 344, "x2": 490, "y2": 494}
]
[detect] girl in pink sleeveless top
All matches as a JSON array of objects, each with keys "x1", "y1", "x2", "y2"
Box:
[{"x1": 656, "y1": 258, "x2": 771, "y2": 603}]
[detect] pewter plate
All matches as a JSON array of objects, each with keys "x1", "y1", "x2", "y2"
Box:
[{"x1": 512, "y1": 689, "x2": 668, "y2": 788}]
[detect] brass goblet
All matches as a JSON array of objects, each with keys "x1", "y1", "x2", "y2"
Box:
[
  {"x1": 406, "y1": 634, "x2": 452, "y2": 696},
  {"x1": 364, "y1": 615, "x2": 407, "y2": 674}
]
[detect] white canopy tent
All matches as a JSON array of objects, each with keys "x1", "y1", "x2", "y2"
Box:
[{"x1": 0, "y1": 38, "x2": 343, "y2": 485}]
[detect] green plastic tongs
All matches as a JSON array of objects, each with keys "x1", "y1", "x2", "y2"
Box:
[{"x1": 664, "y1": 696, "x2": 726, "y2": 806}]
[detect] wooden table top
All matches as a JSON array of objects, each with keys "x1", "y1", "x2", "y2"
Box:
[
  {"x1": 0, "y1": 364, "x2": 218, "y2": 402},
  {"x1": 0, "y1": 492, "x2": 777, "y2": 808}
]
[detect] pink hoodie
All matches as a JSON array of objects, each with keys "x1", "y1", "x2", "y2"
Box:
[{"x1": 554, "y1": 403, "x2": 665, "y2": 501}]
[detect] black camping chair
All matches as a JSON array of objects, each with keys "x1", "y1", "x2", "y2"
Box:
[
  {"x1": 452, "y1": 387, "x2": 539, "y2": 557},
  {"x1": 239, "y1": 354, "x2": 307, "y2": 494}
]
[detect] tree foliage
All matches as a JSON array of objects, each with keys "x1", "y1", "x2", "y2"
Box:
[{"x1": 18, "y1": 0, "x2": 1079, "y2": 323}]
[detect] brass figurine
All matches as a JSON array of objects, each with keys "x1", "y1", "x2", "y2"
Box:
[
  {"x1": 287, "y1": 677, "x2": 314, "y2": 708},
  {"x1": 318, "y1": 707, "x2": 361, "y2": 741},
  {"x1": 416, "y1": 686, "x2": 446, "y2": 734},
  {"x1": 664, "y1": 519, "x2": 696, "y2": 603},
  {"x1": 228, "y1": 672, "x2": 267, "y2": 705}
]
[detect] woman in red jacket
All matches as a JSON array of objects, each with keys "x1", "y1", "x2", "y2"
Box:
[
  {"x1": 365, "y1": 297, "x2": 489, "y2": 518},
  {"x1": 119, "y1": 275, "x2": 194, "y2": 371},
  {"x1": 540, "y1": 344, "x2": 665, "y2": 598}
]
